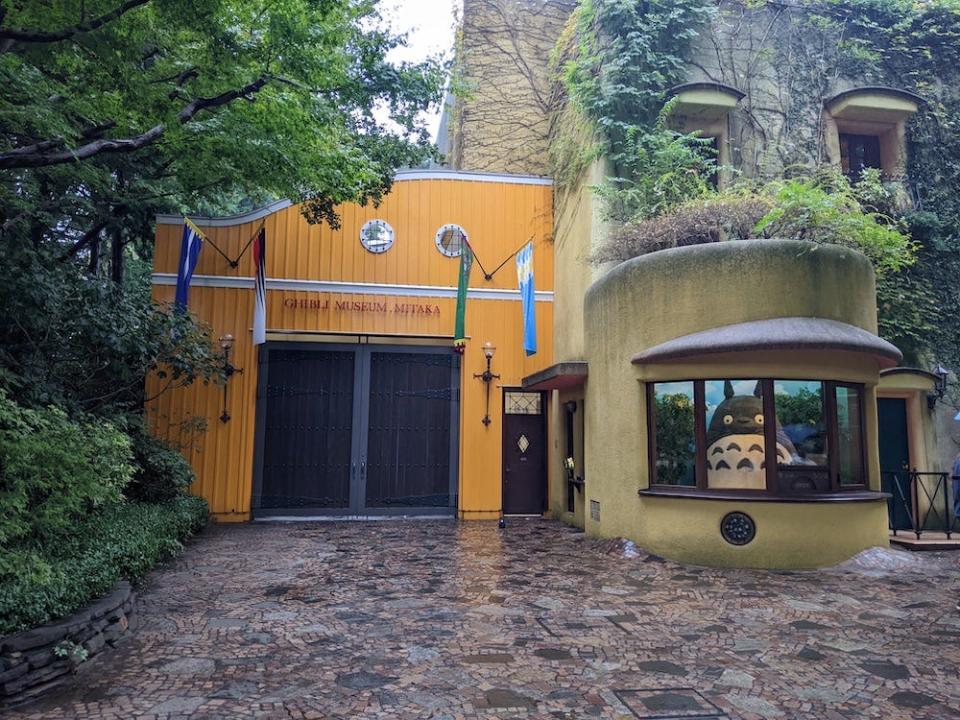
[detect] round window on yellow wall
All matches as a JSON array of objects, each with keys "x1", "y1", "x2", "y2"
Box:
[
  {"x1": 360, "y1": 219, "x2": 394, "y2": 254},
  {"x1": 435, "y1": 224, "x2": 467, "y2": 257}
]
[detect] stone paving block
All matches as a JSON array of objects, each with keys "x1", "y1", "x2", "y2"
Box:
[{"x1": 5, "y1": 519, "x2": 959, "y2": 719}]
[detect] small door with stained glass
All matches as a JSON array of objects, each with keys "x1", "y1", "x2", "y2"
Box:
[{"x1": 502, "y1": 390, "x2": 546, "y2": 514}]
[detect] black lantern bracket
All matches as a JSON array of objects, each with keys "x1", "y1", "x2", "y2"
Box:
[
  {"x1": 927, "y1": 362, "x2": 950, "y2": 410},
  {"x1": 473, "y1": 341, "x2": 500, "y2": 426},
  {"x1": 219, "y1": 334, "x2": 244, "y2": 423}
]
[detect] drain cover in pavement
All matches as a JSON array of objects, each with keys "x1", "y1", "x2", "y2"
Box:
[{"x1": 614, "y1": 688, "x2": 726, "y2": 719}]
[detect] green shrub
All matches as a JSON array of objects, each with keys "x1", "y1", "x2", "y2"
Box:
[
  {"x1": 591, "y1": 193, "x2": 773, "y2": 264},
  {"x1": 0, "y1": 392, "x2": 133, "y2": 547},
  {"x1": 0, "y1": 496, "x2": 208, "y2": 635},
  {"x1": 754, "y1": 172, "x2": 915, "y2": 275},
  {"x1": 127, "y1": 426, "x2": 195, "y2": 502},
  {"x1": 593, "y1": 170, "x2": 916, "y2": 276},
  {"x1": 593, "y1": 107, "x2": 719, "y2": 223}
]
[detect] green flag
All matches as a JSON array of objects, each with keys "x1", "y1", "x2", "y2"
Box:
[{"x1": 454, "y1": 241, "x2": 474, "y2": 352}]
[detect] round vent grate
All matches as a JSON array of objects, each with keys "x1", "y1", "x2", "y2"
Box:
[{"x1": 720, "y1": 511, "x2": 756, "y2": 546}]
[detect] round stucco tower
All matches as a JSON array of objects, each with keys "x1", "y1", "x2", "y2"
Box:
[{"x1": 583, "y1": 239, "x2": 900, "y2": 569}]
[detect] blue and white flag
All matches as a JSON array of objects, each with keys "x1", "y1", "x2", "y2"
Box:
[
  {"x1": 516, "y1": 241, "x2": 537, "y2": 356},
  {"x1": 252, "y1": 227, "x2": 267, "y2": 345},
  {"x1": 175, "y1": 219, "x2": 205, "y2": 310}
]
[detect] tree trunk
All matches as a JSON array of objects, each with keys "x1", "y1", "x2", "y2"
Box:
[
  {"x1": 111, "y1": 226, "x2": 123, "y2": 283},
  {"x1": 88, "y1": 233, "x2": 101, "y2": 274}
]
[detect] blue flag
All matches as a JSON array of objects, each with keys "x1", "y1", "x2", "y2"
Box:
[
  {"x1": 175, "y1": 219, "x2": 205, "y2": 310},
  {"x1": 516, "y1": 242, "x2": 537, "y2": 356}
]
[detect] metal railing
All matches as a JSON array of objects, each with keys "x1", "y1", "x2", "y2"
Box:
[{"x1": 881, "y1": 470, "x2": 957, "y2": 540}]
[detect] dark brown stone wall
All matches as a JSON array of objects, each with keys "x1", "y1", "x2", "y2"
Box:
[{"x1": 0, "y1": 582, "x2": 136, "y2": 708}]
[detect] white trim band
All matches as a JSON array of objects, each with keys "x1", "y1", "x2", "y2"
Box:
[{"x1": 152, "y1": 273, "x2": 554, "y2": 302}]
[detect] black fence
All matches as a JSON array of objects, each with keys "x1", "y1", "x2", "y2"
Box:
[{"x1": 881, "y1": 470, "x2": 958, "y2": 539}]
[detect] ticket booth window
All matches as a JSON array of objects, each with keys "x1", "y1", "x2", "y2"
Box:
[{"x1": 647, "y1": 379, "x2": 867, "y2": 494}]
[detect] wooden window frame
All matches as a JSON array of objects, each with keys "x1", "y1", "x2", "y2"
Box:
[
  {"x1": 647, "y1": 378, "x2": 868, "y2": 497},
  {"x1": 829, "y1": 381, "x2": 868, "y2": 490},
  {"x1": 646, "y1": 381, "x2": 699, "y2": 489}
]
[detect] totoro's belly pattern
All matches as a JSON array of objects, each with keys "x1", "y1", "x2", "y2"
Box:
[{"x1": 706, "y1": 434, "x2": 791, "y2": 489}]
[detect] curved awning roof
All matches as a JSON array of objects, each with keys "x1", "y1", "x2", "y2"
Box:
[
  {"x1": 824, "y1": 86, "x2": 925, "y2": 124},
  {"x1": 632, "y1": 317, "x2": 902, "y2": 368}
]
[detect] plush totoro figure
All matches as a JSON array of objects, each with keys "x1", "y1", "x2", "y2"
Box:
[{"x1": 706, "y1": 381, "x2": 797, "y2": 489}]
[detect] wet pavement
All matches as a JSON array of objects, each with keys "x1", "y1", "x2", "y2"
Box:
[{"x1": 11, "y1": 518, "x2": 960, "y2": 719}]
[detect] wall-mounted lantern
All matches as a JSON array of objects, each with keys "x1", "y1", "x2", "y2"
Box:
[
  {"x1": 219, "y1": 334, "x2": 243, "y2": 423},
  {"x1": 928, "y1": 362, "x2": 950, "y2": 410},
  {"x1": 473, "y1": 341, "x2": 500, "y2": 426}
]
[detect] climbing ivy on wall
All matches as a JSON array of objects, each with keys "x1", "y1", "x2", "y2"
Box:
[
  {"x1": 562, "y1": 0, "x2": 716, "y2": 156},
  {"x1": 555, "y1": 0, "x2": 960, "y2": 369},
  {"x1": 553, "y1": 0, "x2": 717, "y2": 220},
  {"x1": 807, "y1": 0, "x2": 960, "y2": 367}
]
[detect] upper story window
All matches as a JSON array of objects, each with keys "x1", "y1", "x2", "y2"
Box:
[
  {"x1": 648, "y1": 379, "x2": 866, "y2": 495},
  {"x1": 824, "y1": 87, "x2": 925, "y2": 183},
  {"x1": 839, "y1": 133, "x2": 883, "y2": 183},
  {"x1": 664, "y1": 82, "x2": 745, "y2": 191}
]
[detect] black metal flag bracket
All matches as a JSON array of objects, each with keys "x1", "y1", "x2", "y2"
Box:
[
  {"x1": 473, "y1": 236, "x2": 534, "y2": 282},
  {"x1": 188, "y1": 219, "x2": 265, "y2": 269}
]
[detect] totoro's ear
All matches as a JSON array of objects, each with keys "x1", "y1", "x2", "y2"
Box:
[
  {"x1": 754, "y1": 381, "x2": 763, "y2": 398},
  {"x1": 724, "y1": 380, "x2": 734, "y2": 398}
]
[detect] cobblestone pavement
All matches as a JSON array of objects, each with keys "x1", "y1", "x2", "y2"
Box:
[{"x1": 12, "y1": 519, "x2": 960, "y2": 720}]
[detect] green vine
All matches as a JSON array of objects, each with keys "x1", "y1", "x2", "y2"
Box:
[
  {"x1": 554, "y1": 0, "x2": 960, "y2": 369},
  {"x1": 550, "y1": 0, "x2": 716, "y2": 200}
]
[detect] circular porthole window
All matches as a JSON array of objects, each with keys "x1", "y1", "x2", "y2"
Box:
[
  {"x1": 360, "y1": 219, "x2": 394, "y2": 254},
  {"x1": 720, "y1": 511, "x2": 756, "y2": 546},
  {"x1": 435, "y1": 224, "x2": 468, "y2": 257}
]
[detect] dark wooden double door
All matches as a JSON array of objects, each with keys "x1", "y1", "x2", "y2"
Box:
[{"x1": 254, "y1": 344, "x2": 459, "y2": 515}]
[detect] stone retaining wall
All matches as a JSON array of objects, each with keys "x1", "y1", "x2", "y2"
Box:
[{"x1": 0, "y1": 582, "x2": 136, "y2": 708}]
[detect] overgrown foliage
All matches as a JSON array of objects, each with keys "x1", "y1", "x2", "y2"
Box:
[
  {"x1": 0, "y1": 248, "x2": 222, "y2": 417},
  {"x1": 562, "y1": 0, "x2": 716, "y2": 161},
  {"x1": 592, "y1": 104, "x2": 718, "y2": 223},
  {"x1": 126, "y1": 424, "x2": 196, "y2": 502},
  {"x1": 590, "y1": 193, "x2": 772, "y2": 263},
  {"x1": 0, "y1": 392, "x2": 134, "y2": 549},
  {"x1": 558, "y1": 0, "x2": 960, "y2": 367},
  {"x1": 0, "y1": 495, "x2": 207, "y2": 635},
  {"x1": 755, "y1": 172, "x2": 914, "y2": 274},
  {"x1": 593, "y1": 171, "x2": 915, "y2": 277},
  {"x1": 555, "y1": 0, "x2": 717, "y2": 215}
]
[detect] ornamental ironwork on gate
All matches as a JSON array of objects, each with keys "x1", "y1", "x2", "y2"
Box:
[{"x1": 881, "y1": 470, "x2": 957, "y2": 539}]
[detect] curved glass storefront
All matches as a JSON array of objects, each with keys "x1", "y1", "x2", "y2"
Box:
[{"x1": 648, "y1": 378, "x2": 866, "y2": 495}]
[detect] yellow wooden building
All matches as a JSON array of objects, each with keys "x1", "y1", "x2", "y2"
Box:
[{"x1": 148, "y1": 170, "x2": 555, "y2": 522}]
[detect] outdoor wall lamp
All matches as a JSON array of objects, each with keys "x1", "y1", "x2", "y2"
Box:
[
  {"x1": 928, "y1": 362, "x2": 950, "y2": 410},
  {"x1": 219, "y1": 334, "x2": 243, "y2": 423},
  {"x1": 474, "y1": 341, "x2": 500, "y2": 426}
]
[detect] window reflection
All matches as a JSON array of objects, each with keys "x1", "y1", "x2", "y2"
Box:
[
  {"x1": 704, "y1": 380, "x2": 769, "y2": 489},
  {"x1": 836, "y1": 385, "x2": 865, "y2": 486},
  {"x1": 648, "y1": 379, "x2": 868, "y2": 494},
  {"x1": 652, "y1": 382, "x2": 696, "y2": 486},
  {"x1": 775, "y1": 381, "x2": 830, "y2": 492}
]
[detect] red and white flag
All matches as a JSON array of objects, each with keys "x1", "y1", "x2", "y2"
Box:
[{"x1": 252, "y1": 228, "x2": 266, "y2": 345}]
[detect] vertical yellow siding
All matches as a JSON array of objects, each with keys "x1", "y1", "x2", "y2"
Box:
[{"x1": 148, "y1": 175, "x2": 554, "y2": 520}]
